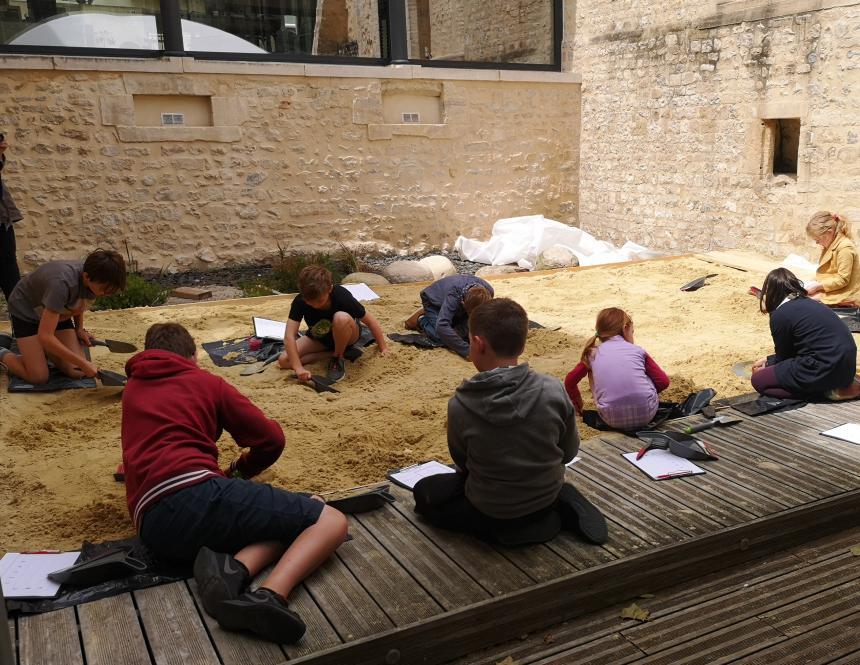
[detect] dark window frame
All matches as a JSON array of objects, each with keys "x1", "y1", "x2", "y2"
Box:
[{"x1": 0, "y1": 0, "x2": 563, "y2": 71}]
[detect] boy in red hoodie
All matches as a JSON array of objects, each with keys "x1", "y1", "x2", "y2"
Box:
[{"x1": 122, "y1": 323, "x2": 347, "y2": 643}]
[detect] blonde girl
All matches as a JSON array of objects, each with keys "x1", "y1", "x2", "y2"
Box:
[{"x1": 805, "y1": 211, "x2": 860, "y2": 306}]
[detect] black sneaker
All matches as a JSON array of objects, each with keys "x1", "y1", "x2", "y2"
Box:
[
  {"x1": 217, "y1": 587, "x2": 306, "y2": 643},
  {"x1": 193, "y1": 547, "x2": 250, "y2": 618},
  {"x1": 557, "y1": 483, "x2": 608, "y2": 545},
  {"x1": 326, "y1": 356, "x2": 346, "y2": 383}
]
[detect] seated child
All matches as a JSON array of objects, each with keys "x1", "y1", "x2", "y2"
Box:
[
  {"x1": 413, "y1": 298, "x2": 606, "y2": 546},
  {"x1": 277, "y1": 265, "x2": 388, "y2": 383},
  {"x1": 752, "y1": 268, "x2": 860, "y2": 400},
  {"x1": 122, "y1": 323, "x2": 348, "y2": 643},
  {"x1": 805, "y1": 210, "x2": 860, "y2": 306},
  {"x1": 565, "y1": 308, "x2": 669, "y2": 431},
  {"x1": 404, "y1": 274, "x2": 493, "y2": 358},
  {"x1": 0, "y1": 249, "x2": 126, "y2": 384}
]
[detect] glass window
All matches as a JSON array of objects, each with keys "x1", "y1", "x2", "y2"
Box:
[
  {"x1": 0, "y1": 0, "x2": 163, "y2": 49},
  {"x1": 178, "y1": 0, "x2": 384, "y2": 58},
  {"x1": 406, "y1": 0, "x2": 555, "y2": 65}
]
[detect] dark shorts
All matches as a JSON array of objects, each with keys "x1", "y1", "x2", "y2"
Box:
[
  {"x1": 10, "y1": 315, "x2": 75, "y2": 339},
  {"x1": 139, "y1": 477, "x2": 325, "y2": 562},
  {"x1": 307, "y1": 319, "x2": 363, "y2": 351}
]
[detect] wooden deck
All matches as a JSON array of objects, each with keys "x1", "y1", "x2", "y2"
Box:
[{"x1": 7, "y1": 398, "x2": 860, "y2": 665}]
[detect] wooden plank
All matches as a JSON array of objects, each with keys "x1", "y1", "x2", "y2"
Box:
[
  {"x1": 285, "y1": 487, "x2": 860, "y2": 665},
  {"x1": 543, "y1": 529, "x2": 618, "y2": 570},
  {"x1": 78, "y1": 594, "x2": 151, "y2": 665},
  {"x1": 186, "y1": 580, "x2": 286, "y2": 665},
  {"x1": 4, "y1": 620, "x2": 13, "y2": 665},
  {"x1": 356, "y1": 503, "x2": 491, "y2": 609},
  {"x1": 336, "y1": 516, "x2": 442, "y2": 625},
  {"x1": 134, "y1": 581, "x2": 221, "y2": 665},
  {"x1": 282, "y1": 584, "x2": 343, "y2": 660},
  {"x1": 735, "y1": 611, "x2": 860, "y2": 664},
  {"x1": 18, "y1": 608, "x2": 83, "y2": 665},
  {"x1": 528, "y1": 632, "x2": 643, "y2": 665},
  {"x1": 759, "y1": 578, "x2": 860, "y2": 637},
  {"x1": 785, "y1": 524, "x2": 860, "y2": 562}
]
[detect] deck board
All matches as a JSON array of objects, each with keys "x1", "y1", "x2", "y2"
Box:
[
  {"x1": 78, "y1": 593, "x2": 151, "y2": 665},
  {"x1": 18, "y1": 608, "x2": 83, "y2": 665}
]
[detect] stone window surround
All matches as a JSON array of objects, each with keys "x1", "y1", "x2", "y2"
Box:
[{"x1": 754, "y1": 101, "x2": 810, "y2": 187}]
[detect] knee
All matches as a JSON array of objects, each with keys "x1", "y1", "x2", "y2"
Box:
[
  {"x1": 319, "y1": 505, "x2": 348, "y2": 541},
  {"x1": 332, "y1": 311, "x2": 352, "y2": 327},
  {"x1": 29, "y1": 367, "x2": 50, "y2": 385}
]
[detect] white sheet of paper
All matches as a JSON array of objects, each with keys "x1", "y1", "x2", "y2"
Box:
[
  {"x1": 622, "y1": 450, "x2": 705, "y2": 481},
  {"x1": 253, "y1": 317, "x2": 287, "y2": 340},
  {"x1": 821, "y1": 423, "x2": 860, "y2": 445},
  {"x1": 566, "y1": 456, "x2": 582, "y2": 467},
  {"x1": 388, "y1": 461, "x2": 456, "y2": 490},
  {"x1": 342, "y1": 283, "x2": 380, "y2": 301},
  {"x1": 0, "y1": 551, "x2": 80, "y2": 598}
]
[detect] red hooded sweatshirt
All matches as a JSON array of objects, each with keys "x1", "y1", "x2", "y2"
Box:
[{"x1": 121, "y1": 350, "x2": 285, "y2": 528}]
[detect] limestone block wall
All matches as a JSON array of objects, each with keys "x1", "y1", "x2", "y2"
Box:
[
  {"x1": 0, "y1": 58, "x2": 580, "y2": 271},
  {"x1": 569, "y1": 0, "x2": 860, "y2": 259}
]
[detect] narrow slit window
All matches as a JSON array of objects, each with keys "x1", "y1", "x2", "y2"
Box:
[{"x1": 772, "y1": 118, "x2": 800, "y2": 176}]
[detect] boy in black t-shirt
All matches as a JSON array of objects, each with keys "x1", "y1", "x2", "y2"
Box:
[{"x1": 277, "y1": 265, "x2": 389, "y2": 382}]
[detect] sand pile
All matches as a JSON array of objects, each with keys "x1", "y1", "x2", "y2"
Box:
[{"x1": 0, "y1": 253, "x2": 824, "y2": 551}]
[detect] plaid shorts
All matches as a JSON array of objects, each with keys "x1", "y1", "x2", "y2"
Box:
[{"x1": 599, "y1": 394, "x2": 659, "y2": 431}]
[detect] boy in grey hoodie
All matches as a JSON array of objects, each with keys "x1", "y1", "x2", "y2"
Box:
[{"x1": 413, "y1": 298, "x2": 607, "y2": 545}]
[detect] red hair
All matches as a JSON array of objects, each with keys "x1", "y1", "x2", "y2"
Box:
[{"x1": 580, "y1": 307, "x2": 632, "y2": 368}]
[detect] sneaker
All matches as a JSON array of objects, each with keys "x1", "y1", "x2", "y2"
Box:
[
  {"x1": 217, "y1": 587, "x2": 306, "y2": 643},
  {"x1": 193, "y1": 547, "x2": 250, "y2": 618},
  {"x1": 557, "y1": 483, "x2": 608, "y2": 545},
  {"x1": 0, "y1": 332, "x2": 12, "y2": 349},
  {"x1": 326, "y1": 356, "x2": 346, "y2": 383}
]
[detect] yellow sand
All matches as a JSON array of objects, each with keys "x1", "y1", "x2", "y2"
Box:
[{"x1": 0, "y1": 254, "x2": 820, "y2": 551}]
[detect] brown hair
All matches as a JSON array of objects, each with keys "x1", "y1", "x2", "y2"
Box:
[
  {"x1": 806, "y1": 210, "x2": 851, "y2": 240},
  {"x1": 469, "y1": 298, "x2": 527, "y2": 357},
  {"x1": 463, "y1": 285, "x2": 492, "y2": 313},
  {"x1": 144, "y1": 323, "x2": 196, "y2": 358},
  {"x1": 759, "y1": 267, "x2": 808, "y2": 314},
  {"x1": 580, "y1": 307, "x2": 633, "y2": 368},
  {"x1": 298, "y1": 265, "x2": 333, "y2": 300},
  {"x1": 83, "y1": 249, "x2": 127, "y2": 293}
]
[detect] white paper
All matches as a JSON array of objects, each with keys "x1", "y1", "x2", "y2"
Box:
[
  {"x1": 821, "y1": 423, "x2": 860, "y2": 445},
  {"x1": 388, "y1": 461, "x2": 456, "y2": 489},
  {"x1": 566, "y1": 456, "x2": 582, "y2": 467},
  {"x1": 341, "y1": 283, "x2": 380, "y2": 301},
  {"x1": 0, "y1": 552, "x2": 80, "y2": 598},
  {"x1": 253, "y1": 316, "x2": 287, "y2": 340},
  {"x1": 622, "y1": 450, "x2": 705, "y2": 481}
]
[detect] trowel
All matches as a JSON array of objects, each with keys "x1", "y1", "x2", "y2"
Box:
[
  {"x1": 90, "y1": 338, "x2": 138, "y2": 353},
  {"x1": 682, "y1": 414, "x2": 741, "y2": 435}
]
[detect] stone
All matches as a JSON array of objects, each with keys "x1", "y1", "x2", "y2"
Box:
[
  {"x1": 171, "y1": 286, "x2": 213, "y2": 300},
  {"x1": 475, "y1": 265, "x2": 521, "y2": 278},
  {"x1": 417, "y1": 255, "x2": 457, "y2": 280},
  {"x1": 535, "y1": 245, "x2": 580, "y2": 270},
  {"x1": 196, "y1": 247, "x2": 217, "y2": 263},
  {"x1": 382, "y1": 260, "x2": 434, "y2": 284},
  {"x1": 341, "y1": 272, "x2": 391, "y2": 286}
]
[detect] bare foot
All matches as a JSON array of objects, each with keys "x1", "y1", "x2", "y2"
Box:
[{"x1": 404, "y1": 307, "x2": 425, "y2": 331}]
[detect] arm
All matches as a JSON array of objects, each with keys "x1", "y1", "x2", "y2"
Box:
[
  {"x1": 446, "y1": 400, "x2": 467, "y2": 473},
  {"x1": 283, "y1": 318, "x2": 310, "y2": 381},
  {"x1": 643, "y1": 353, "x2": 670, "y2": 393},
  {"x1": 73, "y1": 311, "x2": 93, "y2": 348},
  {"x1": 360, "y1": 311, "x2": 389, "y2": 355},
  {"x1": 559, "y1": 398, "x2": 580, "y2": 464},
  {"x1": 818, "y1": 245, "x2": 856, "y2": 292},
  {"x1": 436, "y1": 290, "x2": 470, "y2": 357},
  {"x1": 219, "y1": 379, "x2": 285, "y2": 478},
  {"x1": 37, "y1": 310, "x2": 98, "y2": 377},
  {"x1": 563, "y1": 362, "x2": 588, "y2": 414}
]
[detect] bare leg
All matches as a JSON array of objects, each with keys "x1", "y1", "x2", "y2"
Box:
[
  {"x1": 1, "y1": 335, "x2": 50, "y2": 384},
  {"x1": 404, "y1": 307, "x2": 425, "y2": 330},
  {"x1": 52, "y1": 328, "x2": 88, "y2": 379},
  {"x1": 331, "y1": 312, "x2": 360, "y2": 358},
  {"x1": 277, "y1": 335, "x2": 328, "y2": 370}
]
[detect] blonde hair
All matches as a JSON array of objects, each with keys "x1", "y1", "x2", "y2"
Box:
[
  {"x1": 580, "y1": 307, "x2": 632, "y2": 369},
  {"x1": 806, "y1": 210, "x2": 851, "y2": 240}
]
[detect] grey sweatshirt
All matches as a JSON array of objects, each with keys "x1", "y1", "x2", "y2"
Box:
[{"x1": 447, "y1": 363, "x2": 579, "y2": 519}]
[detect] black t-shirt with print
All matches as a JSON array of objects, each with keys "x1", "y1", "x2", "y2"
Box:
[{"x1": 288, "y1": 285, "x2": 366, "y2": 339}]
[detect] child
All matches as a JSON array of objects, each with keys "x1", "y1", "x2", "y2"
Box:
[
  {"x1": 413, "y1": 298, "x2": 606, "y2": 546},
  {"x1": 277, "y1": 265, "x2": 388, "y2": 383},
  {"x1": 404, "y1": 274, "x2": 493, "y2": 358},
  {"x1": 0, "y1": 249, "x2": 126, "y2": 385},
  {"x1": 0, "y1": 132, "x2": 23, "y2": 303},
  {"x1": 122, "y1": 322, "x2": 348, "y2": 643},
  {"x1": 805, "y1": 210, "x2": 860, "y2": 306},
  {"x1": 751, "y1": 268, "x2": 860, "y2": 400},
  {"x1": 565, "y1": 308, "x2": 669, "y2": 431}
]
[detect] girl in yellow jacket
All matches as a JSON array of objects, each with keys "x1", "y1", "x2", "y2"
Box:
[{"x1": 806, "y1": 211, "x2": 860, "y2": 307}]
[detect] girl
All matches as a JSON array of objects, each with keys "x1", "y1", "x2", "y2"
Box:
[
  {"x1": 565, "y1": 308, "x2": 669, "y2": 431},
  {"x1": 805, "y1": 210, "x2": 860, "y2": 306},
  {"x1": 751, "y1": 268, "x2": 860, "y2": 400}
]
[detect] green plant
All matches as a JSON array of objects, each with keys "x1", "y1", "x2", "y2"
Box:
[
  {"x1": 92, "y1": 273, "x2": 169, "y2": 310},
  {"x1": 239, "y1": 279, "x2": 276, "y2": 298}
]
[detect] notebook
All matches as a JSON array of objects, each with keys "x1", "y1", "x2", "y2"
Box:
[
  {"x1": 820, "y1": 423, "x2": 860, "y2": 445},
  {"x1": 387, "y1": 461, "x2": 456, "y2": 490},
  {"x1": 622, "y1": 449, "x2": 705, "y2": 481}
]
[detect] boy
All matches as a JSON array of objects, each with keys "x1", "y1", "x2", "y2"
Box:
[
  {"x1": 413, "y1": 298, "x2": 607, "y2": 546},
  {"x1": 404, "y1": 274, "x2": 493, "y2": 358},
  {"x1": 0, "y1": 249, "x2": 126, "y2": 384},
  {"x1": 122, "y1": 323, "x2": 347, "y2": 643},
  {"x1": 277, "y1": 265, "x2": 388, "y2": 383}
]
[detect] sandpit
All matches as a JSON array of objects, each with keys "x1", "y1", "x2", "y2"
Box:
[{"x1": 0, "y1": 252, "x2": 832, "y2": 552}]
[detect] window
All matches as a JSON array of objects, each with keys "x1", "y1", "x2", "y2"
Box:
[{"x1": 764, "y1": 118, "x2": 800, "y2": 177}]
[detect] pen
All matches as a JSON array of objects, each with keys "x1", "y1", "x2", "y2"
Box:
[
  {"x1": 23, "y1": 550, "x2": 61, "y2": 554},
  {"x1": 656, "y1": 471, "x2": 695, "y2": 480},
  {"x1": 636, "y1": 446, "x2": 648, "y2": 460}
]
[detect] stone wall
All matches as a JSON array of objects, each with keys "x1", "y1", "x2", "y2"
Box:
[
  {"x1": 0, "y1": 58, "x2": 580, "y2": 271},
  {"x1": 569, "y1": 0, "x2": 860, "y2": 259}
]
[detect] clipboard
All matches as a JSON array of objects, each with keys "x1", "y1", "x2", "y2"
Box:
[
  {"x1": 622, "y1": 450, "x2": 705, "y2": 481},
  {"x1": 252, "y1": 317, "x2": 287, "y2": 341},
  {"x1": 386, "y1": 461, "x2": 456, "y2": 490}
]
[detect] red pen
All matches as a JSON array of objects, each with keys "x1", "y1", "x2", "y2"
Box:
[
  {"x1": 22, "y1": 550, "x2": 62, "y2": 554},
  {"x1": 636, "y1": 446, "x2": 648, "y2": 461},
  {"x1": 656, "y1": 471, "x2": 695, "y2": 480}
]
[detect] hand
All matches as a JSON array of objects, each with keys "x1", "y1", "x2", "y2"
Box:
[
  {"x1": 77, "y1": 361, "x2": 99, "y2": 378},
  {"x1": 806, "y1": 284, "x2": 823, "y2": 296},
  {"x1": 297, "y1": 368, "x2": 312, "y2": 382},
  {"x1": 751, "y1": 357, "x2": 767, "y2": 373},
  {"x1": 378, "y1": 345, "x2": 390, "y2": 356},
  {"x1": 76, "y1": 328, "x2": 94, "y2": 347}
]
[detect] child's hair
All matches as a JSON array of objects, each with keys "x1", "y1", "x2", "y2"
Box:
[
  {"x1": 469, "y1": 298, "x2": 527, "y2": 357},
  {"x1": 83, "y1": 249, "x2": 127, "y2": 293},
  {"x1": 806, "y1": 210, "x2": 851, "y2": 240},
  {"x1": 759, "y1": 268, "x2": 808, "y2": 314},
  {"x1": 580, "y1": 307, "x2": 633, "y2": 368},
  {"x1": 463, "y1": 285, "x2": 492, "y2": 313},
  {"x1": 144, "y1": 322, "x2": 196, "y2": 358},
  {"x1": 298, "y1": 265, "x2": 333, "y2": 300}
]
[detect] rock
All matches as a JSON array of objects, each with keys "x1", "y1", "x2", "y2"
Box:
[
  {"x1": 196, "y1": 247, "x2": 217, "y2": 263},
  {"x1": 342, "y1": 272, "x2": 390, "y2": 286},
  {"x1": 475, "y1": 265, "x2": 521, "y2": 278},
  {"x1": 382, "y1": 260, "x2": 434, "y2": 284},
  {"x1": 417, "y1": 255, "x2": 457, "y2": 280},
  {"x1": 536, "y1": 245, "x2": 580, "y2": 270}
]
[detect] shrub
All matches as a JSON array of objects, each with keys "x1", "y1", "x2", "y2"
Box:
[
  {"x1": 92, "y1": 273, "x2": 169, "y2": 311},
  {"x1": 238, "y1": 279, "x2": 276, "y2": 297}
]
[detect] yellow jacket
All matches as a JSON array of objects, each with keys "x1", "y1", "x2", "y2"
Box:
[{"x1": 815, "y1": 233, "x2": 860, "y2": 305}]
